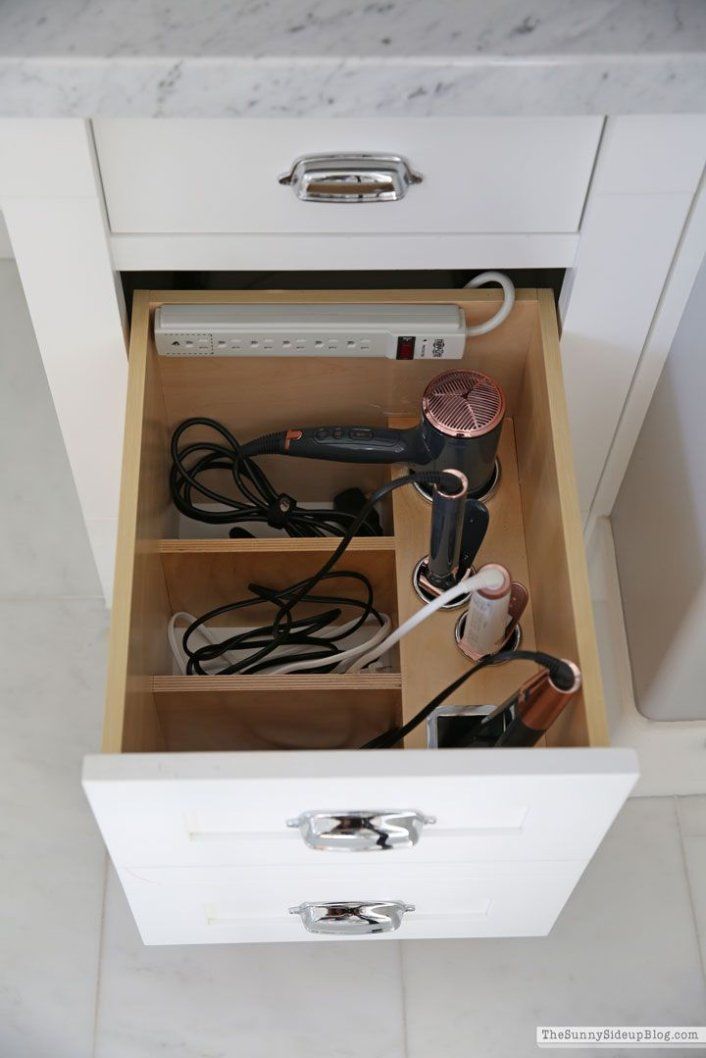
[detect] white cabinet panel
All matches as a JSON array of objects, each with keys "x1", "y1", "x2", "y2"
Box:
[
  {"x1": 559, "y1": 115, "x2": 706, "y2": 521},
  {"x1": 0, "y1": 118, "x2": 99, "y2": 198},
  {"x1": 117, "y1": 859, "x2": 589, "y2": 945},
  {"x1": 84, "y1": 749, "x2": 637, "y2": 872},
  {"x1": 590, "y1": 115, "x2": 706, "y2": 195},
  {"x1": 94, "y1": 117, "x2": 602, "y2": 236}
]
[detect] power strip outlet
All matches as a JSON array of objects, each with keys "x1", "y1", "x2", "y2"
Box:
[{"x1": 154, "y1": 303, "x2": 467, "y2": 360}]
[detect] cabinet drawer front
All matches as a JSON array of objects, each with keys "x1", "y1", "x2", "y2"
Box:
[
  {"x1": 94, "y1": 117, "x2": 602, "y2": 236},
  {"x1": 84, "y1": 749, "x2": 637, "y2": 869},
  {"x1": 117, "y1": 859, "x2": 588, "y2": 945}
]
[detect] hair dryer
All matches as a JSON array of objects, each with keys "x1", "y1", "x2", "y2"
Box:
[{"x1": 242, "y1": 369, "x2": 506, "y2": 498}]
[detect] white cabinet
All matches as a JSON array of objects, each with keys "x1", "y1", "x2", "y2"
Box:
[
  {"x1": 114, "y1": 860, "x2": 594, "y2": 946},
  {"x1": 83, "y1": 749, "x2": 636, "y2": 869},
  {"x1": 85, "y1": 749, "x2": 636, "y2": 944},
  {"x1": 4, "y1": 116, "x2": 705, "y2": 602},
  {"x1": 93, "y1": 117, "x2": 603, "y2": 236}
]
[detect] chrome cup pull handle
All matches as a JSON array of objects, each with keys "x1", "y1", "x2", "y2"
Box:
[
  {"x1": 287, "y1": 809, "x2": 435, "y2": 851},
  {"x1": 290, "y1": 900, "x2": 415, "y2": 935},
  {"x1": 279, "y1": 153, "x2": 422, "y2": 202}
]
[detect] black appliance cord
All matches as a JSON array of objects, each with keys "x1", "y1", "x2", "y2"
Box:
[
  {"x1": 181, "y1": 570, "x2": 384, "y2": 675},
  {"x1": 170, "y1": 417, "x2": 382, "y2": 538},
  {"x1": 179, "y1": 467, "x2": 464, "y2": 677}
]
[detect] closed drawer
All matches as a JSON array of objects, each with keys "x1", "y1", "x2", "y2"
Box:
[
  {"x1": 85, "y1": 749, "x2": 634, "y2": 869},
  {"x1": 83, "y1": 287, "x2": 638, "y2": 944},
  {"x1": 93, "y1": 117, "x2": 602, "y2": 236},
  {"x1": 117, "y1": 859, "x2": 589, "y2": 945}
]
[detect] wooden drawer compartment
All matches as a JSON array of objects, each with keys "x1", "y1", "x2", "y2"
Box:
[{"x1": 83, "y1": 288, "x2": 637, "y2": 945}]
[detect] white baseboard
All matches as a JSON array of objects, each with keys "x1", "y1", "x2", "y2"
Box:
[{"x1": 588, "y1": 516, "x2": 706, "y2": 796}]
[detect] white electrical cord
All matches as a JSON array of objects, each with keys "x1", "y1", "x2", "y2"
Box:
[
  {"x1": 465, "y1": 271, "x2": 515, "y2": 337},
  {"x1": 270, "y1": 612, "x2": 393, "y2": 674},
  {"x1": 168, "y1": 612, "x2": 228, "y2": 674},
  {"x1": 168, "y1": 610, "x2": 393, "y2": 676},
  {"x1": 348, "y1": 565, "x2": 505, "y2": 673}
]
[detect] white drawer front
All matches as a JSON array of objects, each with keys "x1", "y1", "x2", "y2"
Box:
[
  {"x1": 94, "y1": 117, "x2": 602, "y2": 236},
  {"x1": 84, "y1": 748, "x2": 637, "y2": 871},
  {"x1": 118, "y1": 859, "x2": 588, "y2": 945}
]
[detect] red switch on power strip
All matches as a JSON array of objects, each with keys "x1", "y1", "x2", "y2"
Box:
[{"x1": 396, "y1": 335, "x2": 415, "y2": 360}]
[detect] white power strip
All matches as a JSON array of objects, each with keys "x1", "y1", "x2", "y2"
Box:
[{"x1": 154, "y1": 303, "x2": 467, "y2": 360}]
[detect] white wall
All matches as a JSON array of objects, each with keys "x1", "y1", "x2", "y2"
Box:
[
  {"x1": 0, "y1": 210, "x2": 12, "y2": 257},
  {"x1": 612, "y1": 255, "x2": 706, "y2": 720}
]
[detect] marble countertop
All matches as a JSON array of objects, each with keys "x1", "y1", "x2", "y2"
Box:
[{"x1": 1, "y1": 0, "x2": 705, "y2": 117}]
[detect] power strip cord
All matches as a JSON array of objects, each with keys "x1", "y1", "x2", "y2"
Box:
[{"x1": 465, "y1": 272, "x2": 516, "y2": 336}]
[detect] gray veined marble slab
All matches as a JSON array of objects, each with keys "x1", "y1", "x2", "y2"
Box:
[
  {"x1": 3, "y1": 0, "x2": 706, "y2": 59},
  {"x1": 0, "y1": 597, "x2": 109, "y2": 1058},
  {"x1": 677, "y1": 796, "x2": 706, "y2": 975},
  {"x1": 0, "y1": 0, "x2": 705, "y2": 117},
  {"x1": 401, "y1": 798, "x2": 706, "y2": 1058}
]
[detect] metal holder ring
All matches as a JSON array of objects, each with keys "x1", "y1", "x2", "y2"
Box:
[
  {"x1": 412, "y1": 558, "x2": 475, "y2": 610},
  {"x1": 454, "y1": 612, "x2": 522, "y2": 660},
  {"x1": 412, "y1": 458, "x2": 501, "y2": 505}
]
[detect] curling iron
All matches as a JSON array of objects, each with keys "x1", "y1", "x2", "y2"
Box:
[{"x1": 461, "y1": 659, "x2": 583, "y2": 748}]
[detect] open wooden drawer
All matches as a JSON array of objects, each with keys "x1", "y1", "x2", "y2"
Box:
[{"x1": 83, "y1": 288, "x2": 638, "y2": 945}]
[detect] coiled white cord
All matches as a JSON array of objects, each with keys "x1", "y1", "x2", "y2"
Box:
[
  {"x1": 465, "y1": 271, "x2": 515, "y2": 337},
  {"x1": 274, "y1": 612, "x2": 393, "y2": 674},
  {"x1": 349, "y1": 565, "x2": 506, "y2": 673},
  {"x1": 168, "y1": 612, "x2": 227, "y2": 675}
]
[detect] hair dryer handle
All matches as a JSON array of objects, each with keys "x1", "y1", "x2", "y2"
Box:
[
  {"x1": 285, "y1": 425, "x2": 425, "y2": 464},
  {"x1": 460, "y1": 498, "x2": 489, "y2": 569}
]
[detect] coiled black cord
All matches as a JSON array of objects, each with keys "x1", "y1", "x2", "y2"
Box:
[
  {"x1": 179, "y1": 469, "x2": 464, "y2": 677},
  {"x1": 170, "y1": 418, "x2": 381, "y2": 537},
  {"x1": 181, "y1": 570, "x2": 383, "y2": 675}
]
